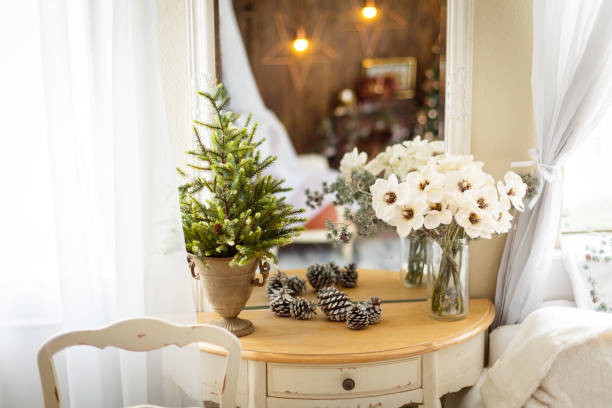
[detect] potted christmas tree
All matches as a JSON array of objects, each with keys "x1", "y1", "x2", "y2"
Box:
[{"x1": 179, "y1": 84, "x2": 305, "y2": 336}]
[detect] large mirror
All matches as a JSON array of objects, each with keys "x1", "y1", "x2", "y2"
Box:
[
  {"x1": 225, "y1": 0, "x2": 446, "y2": 163},
  {"x1": 188, "y1": 0, "x2": 472, "y2": 304}
]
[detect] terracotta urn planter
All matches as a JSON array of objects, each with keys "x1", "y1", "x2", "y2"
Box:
[{"x1": 188, "y1": 254, "x2": 269, "y2": 337}]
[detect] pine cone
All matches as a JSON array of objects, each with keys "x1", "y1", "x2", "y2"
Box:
[
  {"x1": 346, "y1": 303, "x2": 369, "y2": 330},
  {"x1": 363, "y1": 295, "x2": 382, "y2": 324},
  {"x1": 338, "y1": 263, "x2": 358, "y2": 288},
  {"x1": 213, "y1": 223, "x2": 223, "y2": 235},
  {"x1": 328, "y1": 261, "x2": 341, "y2": 283},
  {"x1": 289, "y1": 297, "x2": 318, "y2": 320},
  {"x1": 285, "y1": 275, "x2": 307, "y2": 296},
  {"x1": 318, "y1": 287, "x2": 352, "y2": 322},
  {"x1": 269, "y1": 288, "x2": 293, "y2": 317},
  {"x1": 306, "y1": 263, "x2": 336, "y2": 291},
  {"x1": 266, "y1": 271, "x2": 288, "y2": 298}
]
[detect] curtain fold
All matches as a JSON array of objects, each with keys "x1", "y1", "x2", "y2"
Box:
[
  {"x1": 493, "y1": 0, "x2": 612, "y2": 327},
  {"x1": 1, "y1": 0, "x2": 201, "y2": 406},
  {"x1": 218, "y1": 0, "x2": 338, "y2": 221}
]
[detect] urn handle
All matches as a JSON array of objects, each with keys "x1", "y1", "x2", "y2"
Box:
[
  {"x1": 251, "y1": 259, "x2": 270, "y2": 287},
  {"x1": 187, "y1": 255, "x2": 200, "y2": 280}
]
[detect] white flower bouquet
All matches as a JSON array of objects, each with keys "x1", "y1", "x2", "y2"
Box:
[
  {"x1": 340, "y1": 137, "x2": 445, "y2": 183},
  {"x1": 370, "y1": 154, "x2": 528, "y2": 319},
  {"x1": 306, "y1": 138, "x2": 535, "y2": 302},
  {"x1": 306, "y1": 138, "x2": 445, "y2": 287}
]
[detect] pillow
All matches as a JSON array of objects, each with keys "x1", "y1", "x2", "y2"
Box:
[{"x1": 561, "y1": 233, "x2": 612, "y2": 312}]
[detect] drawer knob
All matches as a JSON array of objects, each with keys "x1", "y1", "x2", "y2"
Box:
[{"x1": 342, "y1": 378, "x2": 355, "y2": 391}]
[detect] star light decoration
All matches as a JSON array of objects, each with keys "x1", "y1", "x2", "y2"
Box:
[
  {"x1": 348, "y1": 1, "x2": 408, "y2": 57},
  {"x1": 261, "y1": 12, "x2": 337, "y2": 91}
]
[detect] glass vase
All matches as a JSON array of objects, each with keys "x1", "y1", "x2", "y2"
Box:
[
  {"x1": 400, "y1": 234, "x2": 428, "y2": 288},
  {"x1": 427, "y1": 237, "x2": 469, "y2": 321}
]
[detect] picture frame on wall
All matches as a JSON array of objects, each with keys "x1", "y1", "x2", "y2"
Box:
[{"x1": 361, "y1": 57, "x2": 417, "y2": 99}]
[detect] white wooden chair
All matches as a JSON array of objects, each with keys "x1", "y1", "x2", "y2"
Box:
[{"x1": 38, "y1": 318, "x2": 242, "y2": 408}]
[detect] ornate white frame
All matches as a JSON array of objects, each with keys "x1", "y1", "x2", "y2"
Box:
[
  {"x1": 186, "y1": 0, "x2": 474, "y2": 154},
  {"x1": 185, "y1": 0, "x2": 474, "y2": 311},
  {"x1": 444, "y1": 0, "x2": 474, "y2": 155},
  {"x1": 186, "y1": 0, "x2": 217, "y2": 123}
]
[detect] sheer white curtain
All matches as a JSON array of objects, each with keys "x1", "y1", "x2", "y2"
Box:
[
  {"x1": 494, "y1": 0, "x2": 612, "y2": 327},
  {"x1": 0, "y1": 0, "x2": 200, "y2": 406}
]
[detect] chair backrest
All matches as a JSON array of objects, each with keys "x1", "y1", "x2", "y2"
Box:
[{"x1": 38, "y1": 318, "x2": 242, "y2": 408}]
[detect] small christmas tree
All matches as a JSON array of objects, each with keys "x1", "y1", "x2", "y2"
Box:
[
  {"x1": 179, "y1": 84, "x2": 306, "y2": 265},
  {"x1": 414, "y1": 49, "x2": 441, "y2": 140}
]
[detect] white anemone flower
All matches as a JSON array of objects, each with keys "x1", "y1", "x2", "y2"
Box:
[
  {"x1": 389, "y1": 198, "x2": 427, "y2": 237},
  {"x1": 431, "y1": 154, "x2": 475, "y2": 172},
  {"x1": 423, "y1": 200, "x2": 453, "y2": 229},
  {"x1": 370, "y1": 175, "x2": 406, "y2": 222},
  {"x1": 461, "y1": 185, "x2": 499, "y2": 216},
  {"x1": 430, "y1": 140, "x2": 445, "y2": 155},
  {"x1": 497, "y1": 171, "x2": 527, "y2": 211},
  {"x1": 365, "y1": 155, "x2": 386, "y2": 176},
  {"x1": 339, "y1": 147, "x2": 367, "y2": 182},
  {"x1": 388, "y1": 146, "x2": 420, "y2": 178},
  {"x1": 404, "y1": 164, "x2": 445, "y2": 202},
  {"x1": 403, "y1": 136, "x2": 434, "y2": 157},
  {"x1": 455, "y1": 208, "x2": 496, "y2": 239},
  {"x1": 365, "y1": 146, "x2": 393, "y2": 177},
  {"x1": 493, "y1": 208, "x2": 513, "y2": 234},
  {"x1": 444, "y1": 163, "x2": 490, "y2": 196}
]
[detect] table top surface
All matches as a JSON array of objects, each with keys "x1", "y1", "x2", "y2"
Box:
[
  {"x1": 197, "y1": 268, "x2": 495, "y2": 364},
  {"x1": 246, "y1": 268, "x2": 427, "y2": 308}
]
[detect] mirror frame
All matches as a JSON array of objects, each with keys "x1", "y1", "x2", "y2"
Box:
[{"x1": 186, "y1": 0, "x2": 473, "y2": 154}]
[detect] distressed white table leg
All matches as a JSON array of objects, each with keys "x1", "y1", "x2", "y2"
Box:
[
  {"x1": 422, "y1": 352, "x2": 441, "y2": 408},
  {"x1": 247, "y1": 360, "x2": 267, "y2": 408}
]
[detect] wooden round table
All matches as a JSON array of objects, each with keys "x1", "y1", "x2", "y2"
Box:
[{"x1": 197, "y1": 269, "x2": 494, "y2": 408}]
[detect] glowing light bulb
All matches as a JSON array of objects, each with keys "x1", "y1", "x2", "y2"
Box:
[
  {"x1": 292, "y1": 38, "x2": 309, "y2": 52},
  {"x1": 362, "y1": 5, "x2": 377, "y2": 19},
  {"x1": 292, "y1": 27, "x2": 309, "y2": 53}
]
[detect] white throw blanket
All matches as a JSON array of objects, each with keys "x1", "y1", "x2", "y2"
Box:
[{"x1": 481, "y1": 307, "x2": 612, "y2": 407}]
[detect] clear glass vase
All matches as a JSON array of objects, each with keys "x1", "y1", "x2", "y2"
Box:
[
  {"x1": 400, "y1": 234, "x2": 428, "y2": 288},
  {"x1": 426, "y1": 237, "x2": 469, "y2": 321}
]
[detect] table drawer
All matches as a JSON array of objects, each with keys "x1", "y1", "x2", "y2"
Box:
[{"x1": 267, "y1": 357, "x2": 421, "y2": 399}]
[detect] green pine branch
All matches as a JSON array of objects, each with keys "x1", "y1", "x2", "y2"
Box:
[{"x1": 179, "y1": 83, "x2": 306, "y2": 265}]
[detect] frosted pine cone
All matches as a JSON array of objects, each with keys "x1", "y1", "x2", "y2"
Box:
[
  {"x1": 328, "y1": 261, "x2": 341, "y2": 283},
  {"x1": 266, "y1": 271, "x2": 288, "y2": 298},
  {"x1": 346, "y1": 303, "x2": 369, "y2": 330},
  {"x1": 285, "y1": 275, "x2": 307, "y2": 296},
  {"x1": 318, "y1": 287, "x2": 352, "y2": 322},
  {"x1": 338, "y1": 263, "x2": 358, "y2": 288},
  {"x1": 363, "y1": 295, "x2": 382, "y2": 324},
  {"x1": 269, "y1": 288, "x2": 293, "y2": 317},
  {"x1": 290, "y1": 297, "x2": 318, "y2": 320},
  {"x1": 306, "y1": 263, "x2": 335, "y2": 291}
]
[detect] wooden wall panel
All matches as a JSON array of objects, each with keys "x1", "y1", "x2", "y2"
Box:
[{"x1": 231, "y1": 0, "x2": 441, "y2": 154}]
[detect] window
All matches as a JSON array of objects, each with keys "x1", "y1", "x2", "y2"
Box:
[{"x1": 562, "y1": 104, "x2": 612, "y2": 233}]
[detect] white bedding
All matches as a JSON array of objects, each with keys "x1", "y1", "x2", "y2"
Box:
[
  {"x1": 481, "y1": 307, "x2": 612, "y2": 408},
  {"x1": 524, "y1": 335, "x2": 612, "y2": 407}
]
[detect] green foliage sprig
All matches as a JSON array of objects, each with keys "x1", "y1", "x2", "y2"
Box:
[
  {"x1": 179, "y1": 84, "x2": 306, "y2": 265},
  {"x1": 306, "y1": 169, "x2": 392, "y2": 245},
  {"x1": 520, "y1": 172, "x2": 540, "y2": 200}
]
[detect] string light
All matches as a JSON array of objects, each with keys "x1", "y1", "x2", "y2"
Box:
[
  {"x1": 361, "y1": 0, "x2": 377, "y2": 20},
  {"x1": 292, "y1": 27, "x2": 309, "y2": 53}
]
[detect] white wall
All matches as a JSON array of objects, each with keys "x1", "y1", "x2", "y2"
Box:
[{"x1": 469, "y1": 0, "x2": 536, "y2": 299}]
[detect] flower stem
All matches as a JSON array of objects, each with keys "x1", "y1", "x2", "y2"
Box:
[
  {"x1": 404, "y1": 236, "x2": 427, "y2": 286},
  {"x1": 430, "y1": 222, "x2": 467, "y2": 317}
]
